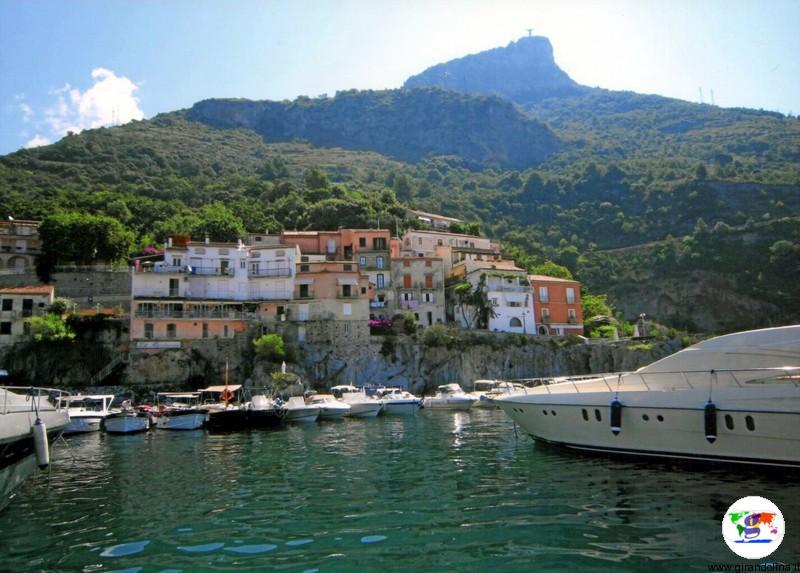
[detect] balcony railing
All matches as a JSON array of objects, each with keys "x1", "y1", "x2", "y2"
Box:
[
  {"x1": 369, "y1": 301, "x2": 387, "y2": 308},
  {"x1": 400, "y1": 300, "x2": 419, "y2": 310},
  {"x1": 135, "y1": 310, "x2": 256, "y2": 320},
  {"x1": 0, "y1": 308, "x2": 46, "y2": 319},
  {"x1": 248, "y1": 267, "x2": 292, "y2": 278},
  {"x1": 337, "y1": 293, "x2": 359, "y2": 299},
  {"x1": 150, "y1": 265, "x2": 187, "y2": 273},
  {"x1": 190, "y1": 266, "x2": 234, "y2": 277},
  {"x1": 541, "y1": 316, "x2": 552, "y2": 324},
  {"x1": 296, "y1": 290, "x2": 315, "y2": 299},
  {"x1": 488, "y1": 283, "x2": 530, "y2": 293}
]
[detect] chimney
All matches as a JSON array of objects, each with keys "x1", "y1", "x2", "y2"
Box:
[{"x1": 168, "y1": 237, "x2": 173, "y2": 248}]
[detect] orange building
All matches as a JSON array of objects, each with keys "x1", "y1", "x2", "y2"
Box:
[
  {"x1": 280, "y1": 229, "x2": 390, "y2": 260},
  {"x1": 528, "y1": 275, "x2": 584, "y2": 336}
]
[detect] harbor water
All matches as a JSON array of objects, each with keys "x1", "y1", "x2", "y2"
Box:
[{"x1": 1, "y1": 409, "x2": 798, "y2": 572}]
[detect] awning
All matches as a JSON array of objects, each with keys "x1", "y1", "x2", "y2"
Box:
[
  {"x1": 200, "y1": 385, "x2": 243, "y2": 393},
  {"x1": 297, "y1": 278, "x2": 314, "y2": 285},
  {"x1": 337, "y1": 277, "x2": 359, "y2": 285}
]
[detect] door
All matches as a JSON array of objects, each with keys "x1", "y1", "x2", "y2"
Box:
[
  {"x1": 22, "y1": 298, "x2": 33, "y2": 317},
  {"x1": 298, "y1": 304, "x2": 309, "y2": 321},
  {"x1": 169, "y1": 278, "x2": 180, "y2": 297}
]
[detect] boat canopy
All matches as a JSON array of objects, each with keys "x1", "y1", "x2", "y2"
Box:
[
  {"x1": 158, "y1": 392, "x2": 201, "y2": 398},
  {"x1": 438, "y1": 383, "x2": 463, "y2": 393},
  {"x1": 201, "y1": 385, "x2": 243, "y2": 393}
]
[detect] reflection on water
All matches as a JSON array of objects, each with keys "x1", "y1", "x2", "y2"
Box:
[{"x1": 0, "y1": 410, "x2": 798, "y2": 572}]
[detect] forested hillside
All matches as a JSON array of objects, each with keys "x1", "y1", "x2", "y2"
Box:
[{"x1": 1, "y1": 36, "x2": 798, "y2": 333}]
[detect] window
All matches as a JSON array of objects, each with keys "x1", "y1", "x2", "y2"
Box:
[
  {"x1": 343, "y1": 303, "x2": 352, "y2": 316},
  {"x1": 1, "y1": 299, "x2": 12, "y2": 311},
  {"x1": 344, "y1": 322, "x2": 352, "y2": 334},
  {"x1": 251, "y1": 251, "x2": 261, "y2": 258},
  {"x1": 376, "y1": 256, "x2": 384, "y2": 269},
  {"x1": 359, "y1": 256, "x2": 367, "y2": 266},
  {"x1": 172, "y1": 257, "x2": 182, "y2": 267},
  {"x1": 541, "y1": 308, "x2": 551, "y2": 322},
  {"x1": 373, "y1": 237, "x2": 387, "y2": 250},
  {"x1": 276, "y1": 250, "x2": 285, "y2": 257},
  {"x1": 343, "y1": 264, "x2": 352, "y2": 271},
  {"x1": 594, "y1": 409, "x2": 602, "y2": 422},
  {"x1": 745, "y1": 416, "x2": 756, "y2": 431},
  {"x1": 376, "y1": 274, "x2": 385, "y2": 289},
  {"x1": 299, "y1": 284, "x2": 310, "y2": 298},
  {"x1": 255, "y1": 236, "x2": 263, "y2": 242},
  {"x1": 202, "y1": 323, "x2": 209, "y2": 338},
  {"x1": 425, "y1": 260, "x2": 432, "y2": 267},
  {"x1": 539, "y1": 286, "x2": 549, "y2": 303},
  {"x1": 568, "y1": 308, "x2": 577, "y2": 321},
  {"x1": 224, "y1": 325, "x2": 229, "y2": 338},
  {"x1": 361, "y1": 287, "x2": 367, "y2": 294},
  {"x1": 0, "y1": 322, "x2": 11, "y2": 335},
  {"x1": 510, "y1": 317, "x2": 522, "y2": 328},
  {"x1": 403, "y1": 275, "x2": 412, "y2": 288},
  {"x1": 566, "y1": 287, "x2": 575, "y2": 304},
  {"x1": 425, "y1": 275, "x2": 433, "y2": 288},
  {"x1": 300, "y1": 264, "x2": 310, "y2": 272},
  {"x1": 582, "y1": 409, "x2": 589, "y2": 421},
  {"x1": 725, "y1": 414, "x2": 734, "y2": 430},
  {"x1": 342, "y1": 285, "x2": 352, "y2": 297},
  {"x1": 220, "y1": 259, "x2": 230, "y2": 274},
  {"x1": 240, "y1": 260, "x2": 246, "y2": 269},
  {"x1": 437, "y1": 239, "x2": 443, "y2": 246},
  {"x1": 423, "y1": 292, "x2": 433, "y2": 303},
  {"x1": 403, "y1": 260, "x2": 410, "y2": 268},
  {"x1": 166, "y1": 324, "x2": 176, "y2": 339},
  {"x1": 301, "y1": 256, "x2": 309, "y2": 262},
  {"x1": 359, "y1": 237, "x2": 366, "y2": 248},
  {"x1": 251, "y1": 262, "x2": 260, "y2": 274}
]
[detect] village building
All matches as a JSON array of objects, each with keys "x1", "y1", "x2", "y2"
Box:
[
  {"x1": 0, "y1": 285, "x2": 54, "y2": 345},
  {"x1": 0, "y1": 219, "x2": 41, "y2": 272},
  {"x1": 405, "y1": 209, "x2": 464, "y2": 230},
  {"x1": 448, "y1": 260, "x2": 535, "y2": 334},
  {"x1": 400, "y1": 229, "x2": 500, "y2": 273},
  {"x1": 528, "y1": 275, "x2": 584, "y2": 336},
  {"x1": 390, "y1": 255, "x2": 446, "y2": 326}
]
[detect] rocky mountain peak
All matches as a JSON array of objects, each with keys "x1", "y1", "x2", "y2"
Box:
[{"x1": 403, "y1": 35, "x2": 585, "y2": 105}]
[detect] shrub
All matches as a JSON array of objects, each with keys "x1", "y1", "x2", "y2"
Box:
[
  {"x1": 422, "y1": 324, "x2": 451, "y2": 347},
  {"x1": 253, "y1": 333, "x2": 286, "y2": 362},
  {"x1": 25, "y1": 314, "x2": 76, "y2": 342}
]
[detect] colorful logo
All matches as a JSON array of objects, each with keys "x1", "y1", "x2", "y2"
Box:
[{"x1": 722, "y1": 496, "x2": 785, "y2": 559}]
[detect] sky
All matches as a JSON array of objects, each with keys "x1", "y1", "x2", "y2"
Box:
[{"x1": 1, "y1": 0, "x2": 798, "y2": 155}]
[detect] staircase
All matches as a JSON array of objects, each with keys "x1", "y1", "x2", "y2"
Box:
[{"x1": 90, "y1": 353, "x2": 129, "y2": 385}]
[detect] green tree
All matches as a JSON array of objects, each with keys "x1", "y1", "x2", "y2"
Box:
[
  {"x1": 582, "y1": 293, "x2": 613, "y2": 320},
  {"x1": 303, "y1": 166, "x2": 329, "y2": 190},
  {"x1": 25, "y1": 314, "x2": 76, "y2": 342},
  {"x1": 253, "y1": 333, "x2": 286, "y2": 362},
  {"x1": 194, "y1": 203, "x2": 246, "y2": 242},
  {"x1": 531, "y1": 260, "x2": 573, "y2": 280}
]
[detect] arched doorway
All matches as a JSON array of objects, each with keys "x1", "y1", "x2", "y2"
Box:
[
  {"x1": 538, "y1": 325, "x2": 549, "y2": 336},
  {"x1": 509, "y1": 317, "x2": 522, "y2": 328},
  {"x1": 7, "y1": 256, "x2": 27, "y2": 270}
]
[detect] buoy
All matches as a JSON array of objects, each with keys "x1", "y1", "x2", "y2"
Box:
[
  {"x1": 610, "y1": 398, "x2": 622, "y2": 435},
  {"x1": 704, "y1": 401, "x2": 717, "y2": 443},
  {"x1": 32, "y1": 418, "x2": 50, "y2": 469}
]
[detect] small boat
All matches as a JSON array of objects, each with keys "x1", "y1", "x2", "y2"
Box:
[
  {"x1": 469, "y1": 380, "x2": 527, "y2": 408},
  {"x1": 246, "y1": 392, "x2": 283, "y2": 429},
  {"x1": 375, "y1": 387, "x2": 422, "y2": 415},
  {"x1": 332, "y1": 385, "x2": 383, "y2": 417},
  {"x1": 60, "y1": 395, "x2": 118, "y2": 434},
  {"x1": 103, "y1": 400, "x2": 150, "y2": 434},
  {"x1": 1, "y1": 384, "x2": 70, "y2": 511},
  {"x1": 308, "y1": 394, "x2": 351, "y2": 419},
  {"x1": 495, "y1": 325, "x2": 800, "y2": 468},
  {"x1": 154, "y1": 392, "x2": 207, "y2": 430},
  {"x1": 280, "y1": 396, "x2": 320, "y2": 423},
  {"x1": 422, "y1": 384, "x2": 476, "y2": 410}
]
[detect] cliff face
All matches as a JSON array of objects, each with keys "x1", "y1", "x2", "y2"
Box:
[
  {"x1": 404, "y1": 36, "x2": 586, "y2": 105},
  {"x1": 185, "y1": 88, "x2": 560, "y2": 169}
]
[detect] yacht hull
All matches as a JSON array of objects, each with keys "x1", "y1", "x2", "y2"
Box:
[
  {"x1": 248, "y1": 409, "x2": 282, "y2": 428},
  {"x1": 422, "y1": 397, "x2": 475, "y2": 410},
  {"x1": 282, "y1": 407, "x2": 320, "y2": 423},
  {"x1": 317, "y1": 406, "x2": 350, "y2": 419},
  {"x1": 206, "y1": 409, "x2": 249, "y2": 431},
  {"x1": 64, "y1": 416, "x2": 105, "y2": 435},
  {"x1": 496, "y1": 387, "x2": 800, "y2": 468},
  {"x1": 345, "y1": 402, "x2": 383, "y2": 418}
]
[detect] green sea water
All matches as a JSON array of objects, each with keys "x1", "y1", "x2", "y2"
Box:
[{"x1": 1, "y1": 409, "x2": 798, "y2": 572}]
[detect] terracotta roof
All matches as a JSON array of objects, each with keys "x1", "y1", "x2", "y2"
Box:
[
  {"x1": 527, "y1": 274, "x2": 581, "y2": 284},
  {"x1": 0, "y1": 285, "x2": 55, "y2": 295}
]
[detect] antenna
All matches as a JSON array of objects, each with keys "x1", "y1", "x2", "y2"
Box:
[
  {"x1": 710, "y1": 89, "x2": 715, "y2": 106},
  {"x1": 698, "y1": 87, "x2": 704, "y2": 104},
  {"x1": 526, "y1": 28, "x2": 533, "y2": 37}
]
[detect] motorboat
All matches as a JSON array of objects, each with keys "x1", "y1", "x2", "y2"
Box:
[
  {"x1": 246, "y1": 392, "x2": 283, "y2": 429},
  {"x1": 280, "y1": 396, "x2": 320, "y2": 423},
  {"x1": 470, "y1": 380, "x2": 528, "y2": 408},
  {"x1": 308, "y1": 394, "x2": 351, "y2": 419},
  {"x1": 153, "y1": 392, "x2": 208, "y2": 430},
  {"x1": 495, "y1": 325, "x2": 800, "y2": 468},
  {"x1": 374, "y1": 387, "x2": 421, "y2": 415},
  {"x1": 103, "y1": 400, "x2": 150, "y2": 434},
  {"x1": 1, "y1": 385, "x2": 70, "y2": 511},
  {"x1": 422, "y1": 383, "x2": 476, "y2": 410},
  {"x1": 331, "y1": 385, "x2": 383, "y2": 417},
  {"x1": 60, "y1": 395, "x2": 118, "y2": 434},
  {"x1": 200, "y1": 385, "x2": 248, "y2": 431}
]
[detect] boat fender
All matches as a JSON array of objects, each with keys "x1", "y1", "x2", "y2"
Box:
[
  {"x1": 610, "y1": 399, "x2": 622, "y2": 435},
  {"x1": 32, "y1": 418, "x2": 50, "y2": 469},
  {"x1": 704, "y1": 401, "x2": 717, "y2": 444}
]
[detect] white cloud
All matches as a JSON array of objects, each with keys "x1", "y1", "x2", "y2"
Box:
[
  {"x1": 36, "y1": 68, "x2": 144, "y2": 140},
  {"x1": 19, "y1": 102, "x2": 33, "y2": 122},
  {"x1": 24, "y1": 135, "x2": 51, "y2": 148}
]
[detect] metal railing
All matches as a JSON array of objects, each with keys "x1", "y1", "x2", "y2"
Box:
[
  {"x1": 190, "y1": 266, "x2": 234, "y2": 277},
  {"x1": 248, "y1": 267, "x2": 292, "y2": 278},
  {"x1": 0, "y1": 386, "x2": 71, "y2": 415},
  {"x1": 135, "y1": 310, "x2": 256, "y2": 320}
]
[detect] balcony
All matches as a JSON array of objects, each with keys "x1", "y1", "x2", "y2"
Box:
[
  {"x1": 138, "y1": 264, "x2": 186, "y2": 273},
  {"x1": 248, "y1": 267, "x2": 292, "y2": 278},
  {"x1": 488, "y1": 283, "x2": 530, "y2": 293},
  {"x1": 135, "y1": 310, "x2": 256, "y2": 320},
  {"x1": 337, "y1": 293, "x2": 359, "y2": 300},
  {"x1": 296, "y1": 290, "x2": 315, "y2": 299},
  {"x1": 400, "y1": 300, "x2": 419, "y2": 310},
  {"x1": 190, "y1": 266, "x2": 234, "y2": 277},
  {"x1": 369, "y1": 301, "x2": 387, "y2": 308},
  {"x1": 541, "y1": 316, "x2": 552, "y2": 324}
]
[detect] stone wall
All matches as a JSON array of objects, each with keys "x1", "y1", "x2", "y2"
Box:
[{"x1": 0, "y1": 267, "x2": 131, "y2": 310}]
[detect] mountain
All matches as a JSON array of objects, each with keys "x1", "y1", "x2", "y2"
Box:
[
  {"x1": 404, "y1": 36, "x2": 586, "y2": 105},
  {"x1": 186, "y1": 88, "x2": 560, "y2": 169}
]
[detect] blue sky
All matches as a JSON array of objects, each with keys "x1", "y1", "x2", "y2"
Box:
[{"x1": 1, "y1": 0, "x2": 798, "y2": 155}]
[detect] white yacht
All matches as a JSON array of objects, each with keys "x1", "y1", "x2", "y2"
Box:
[
  {"x1": 308, "y1": 394, "x2": 351, "y2": 419},
  {"x1": 60, "y1": 395, "x2": 118, "y2": 434},
  {"x1": 474, "y1": 381, "x2": 529, "y2": 408},
  {"x1": 103, "y1": 400, "x2": 150, "y2": 434},
  {"x1": 422, "y1": 383, "x2": 476, "y2": 410},
  {"x1": 1, "y1": 385, "x2": 70, "y2": 511},
  {"x1": 153, "y1": 392, "x2": 208, "y2": 430},
  {"x1": 281, "y1": 396, "x2": 320, "y2": 423},
  {"x1": 495, "y1": 325, "x2": 800, "y2": 468},
  {"x1": 331, "y1": 385, "x2": 383, "y2": 417},
  {"x1": 374, "y1": 387, "x2": 421, "y2": 414}
]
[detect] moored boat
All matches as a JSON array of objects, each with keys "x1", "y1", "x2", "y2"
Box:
[
  {"x1": 154, "y1": 392, "x2": 207, "y2": 430},
  {"x1": 1, "y1": 385, "x2": 70, "y2": 511},
  {"x1": 332, "y1": 385, "x2": 383, "y2": 417},
  {"x1": 200, "y1": 385, "x2": 249, "y2": 431},
  {"x1": 103, "y1": 401, "x2": 150, "y2": 434},
  {"x1": 375, "y1": 387, "x2": 422, "y2": 414},
  {"x1": 422, "y1": 384, "x2": 476, "y2": 410},
  {"x1": 280, "y1": 396, "x2": 320, "y2": 423},
  {"x1": 60, "y1": 395, "x2": 118, "y2": 434},
  {"x1": 495, "y1": 325, "x2": 800, "y2": 468},
  {"x1": 308, "y1": 393, "x2": 351, "y2": 419},
  {"x1": 246, "y1": 392, "x2": 283, "y2": 428}
]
